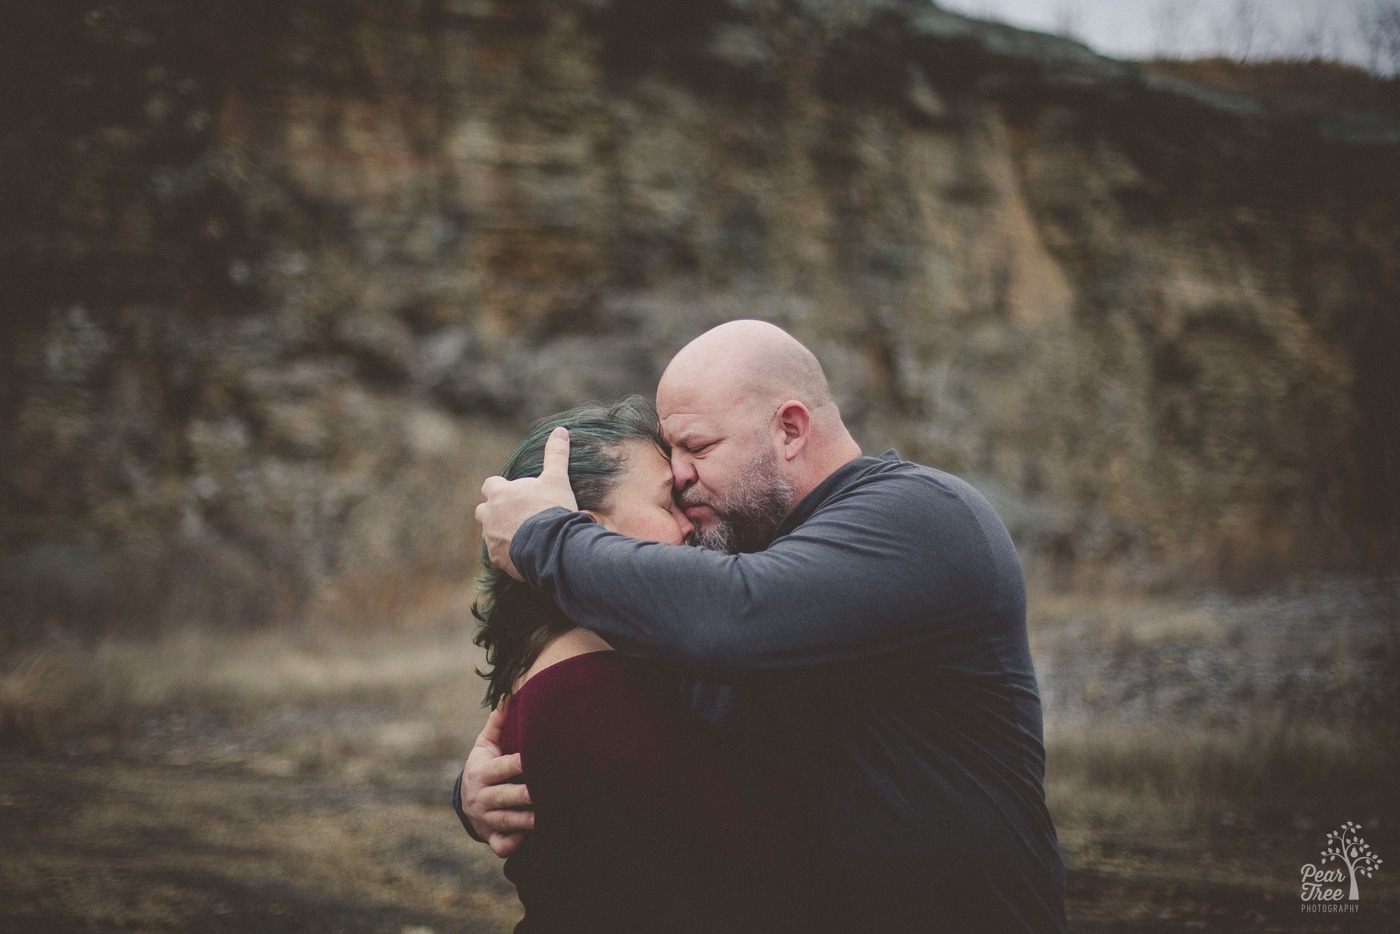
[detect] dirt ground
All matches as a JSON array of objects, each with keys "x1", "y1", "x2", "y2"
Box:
[
  {"x1": 3, "y1": 701, "x2": 1396, "y2": 933},
  {"x1": 0, "y1": 714, "x2": 520, "y2": 934},
  {"x1": 3, "y1": 578, "x2": 1397, "y2": 932}
]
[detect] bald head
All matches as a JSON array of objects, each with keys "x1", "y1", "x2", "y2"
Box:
[{"x1": 658, "y1": 319, "x2": 833, "y2": 418}]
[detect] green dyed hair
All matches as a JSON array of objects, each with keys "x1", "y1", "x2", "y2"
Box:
[{"x1": 473, "y1": 395, "x2": 667, "y2": 708}]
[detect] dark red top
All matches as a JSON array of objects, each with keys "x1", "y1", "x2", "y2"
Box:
[{"x1": 498, "y1": 651, "x2": 811, "y2": 933}]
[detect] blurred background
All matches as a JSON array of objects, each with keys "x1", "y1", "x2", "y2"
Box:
[{"x1": 2, "y1": 0, "x2": 1398, "y2": 930}]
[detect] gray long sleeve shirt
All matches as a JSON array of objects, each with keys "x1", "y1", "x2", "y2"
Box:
[{"x1": 512, "y1": 451, "x2": 1066, "y2": 932}]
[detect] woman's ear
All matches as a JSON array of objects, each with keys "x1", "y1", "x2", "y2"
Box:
[{"x1": 582, "y1": 508, "x2": 610, "y2": 529}]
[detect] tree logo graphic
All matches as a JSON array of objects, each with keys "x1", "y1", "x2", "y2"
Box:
[
  {"x1": 1323, "y1": 823, "x2": 1383, "y2": 900},
  {"x1": 1301, "y1": 821, "x2": 1383, "y2": 905}
]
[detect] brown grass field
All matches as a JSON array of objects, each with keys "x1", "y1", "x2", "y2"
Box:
[{"x1": 2, "y1": 579, "x2": 1397, "y2": 932}]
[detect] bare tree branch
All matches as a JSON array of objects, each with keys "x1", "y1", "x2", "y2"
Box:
[
  {"x1": 1150, "y1": 0, "x2": 1202, "y2": 59},
  {"x1": 1356, "y1": 0, "x2": 1400, "y2": 75},
  {"x1": 1212, "y1": 0, "x2": 1275, "y2": 62},
  {"x1": 1051, "y1": 0, "x2": 1086, "y2": 41},
  {"x1": 1293, "y1": 2, "x2": 1338, "y2": 62}
]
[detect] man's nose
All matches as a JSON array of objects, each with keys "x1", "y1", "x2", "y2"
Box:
[{"x1": 670, "y1": 452, "x2": 697, "y2": 488}]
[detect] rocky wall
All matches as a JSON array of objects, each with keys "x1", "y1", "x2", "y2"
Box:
[{"x1": 3, "y1": 0, "x2": 1397, "y2": 641}]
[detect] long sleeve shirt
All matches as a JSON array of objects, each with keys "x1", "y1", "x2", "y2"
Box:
[{"x1": 512, "y1": 451, "x2": 1067, "y2": 933}]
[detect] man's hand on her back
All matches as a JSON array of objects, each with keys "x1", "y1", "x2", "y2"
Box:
[
  {"x1": 475, "y1": 426, "x2": 578, "y2": 581},
  {"x1": 463, "y1": 701, "x2": 535, "y2": 858}
]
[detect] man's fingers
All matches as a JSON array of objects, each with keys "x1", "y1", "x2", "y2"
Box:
[
  {"x1": 538, "y1": 426, "x2": 571, "y2": 483},
  {"x1": 480, "y1": 781, "x2": 532, "y2": 812},
  {"x1": 480, "y1": 475, "x2": 507, "y2": 497},
  {"x1": 470, "y1": 751, "x2": 525, "y2": 787},
  {"x1": 487, "y1": 832, "x2": 525, "y2": 859},
  {"x1": 537, "y1": 427, "x2": 579, "y2": 511},
  {"x1": 473, "y1": 700, "x2": 509, "y2": 750},
  {"x1": 482, "y1": 804, "x2": 536, "y2": 833}
]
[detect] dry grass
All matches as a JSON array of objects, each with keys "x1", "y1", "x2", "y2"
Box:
[
  {"x1": 1045, "y1": 716, "x2": 1392, "y2": 832},
  {"x1": 6, "y1": 581, "x2": 1396, "y2": 930},
  {"x1": 1028, "y1": 589, "x2": 1227, "y2": 646},
  {"x1": 0, "y1": 650, "x2": 65, "y2": 747},
  {"x1": 8, "y1": 581, "x2": 1395, "y2": 843},
  {"x1": 0, "y1": 623, "x2": 491, "y2": 752},
  {"x1": 1034, "y1": 578, "x2": 1399, "y2": 839}
]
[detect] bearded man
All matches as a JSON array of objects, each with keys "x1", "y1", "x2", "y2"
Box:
[{"x1": 461, "y1": 320, "x2": 1067, "y2": 932}]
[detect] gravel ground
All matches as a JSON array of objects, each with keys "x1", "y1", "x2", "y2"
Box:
[{"x1": 1034, "y1": 576, "x2": 1399, "y2": 727}]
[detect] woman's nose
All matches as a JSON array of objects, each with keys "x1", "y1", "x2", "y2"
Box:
[{"x1": 673, "y1": 505, "x2": 695, "y2": 542}]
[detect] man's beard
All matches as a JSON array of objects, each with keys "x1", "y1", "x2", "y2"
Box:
[{"x1": 682, "y1": 446, "x2": 793, "y2": 554}]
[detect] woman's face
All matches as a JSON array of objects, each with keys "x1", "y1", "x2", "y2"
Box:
[{"x1": 590, "y1": 440, "x2": 695, "y2": 545}]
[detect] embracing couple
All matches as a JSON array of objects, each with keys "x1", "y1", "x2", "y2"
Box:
[{"x1": 456, "y1": 320, "x2": 1067, "y2": 932}]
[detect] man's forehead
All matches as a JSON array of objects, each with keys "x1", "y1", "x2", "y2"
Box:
[
  {"x1": 659, "y1": 411, "x2": 709, "y2": 444},
  {"x1": 659, "y1": 368, "x2": 746, "y2": 413}
]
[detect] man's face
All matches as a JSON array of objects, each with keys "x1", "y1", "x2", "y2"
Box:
[{"x1": 659, "y1": 399, "x2": 793, "y2": 554}]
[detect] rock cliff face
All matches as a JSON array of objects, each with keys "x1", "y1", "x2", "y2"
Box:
[{"x1": 3, "y1": 0, "x2": 1397, "y2": 640}]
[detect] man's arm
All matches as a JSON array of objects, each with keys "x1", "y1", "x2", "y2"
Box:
[{"x1": 511, "y1": 469, "x2": 1015, "y2": 677}]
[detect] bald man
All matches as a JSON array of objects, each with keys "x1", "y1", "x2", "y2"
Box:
[{"x1": 463, "y1": 321, "x2": 1066, "y2": 932}]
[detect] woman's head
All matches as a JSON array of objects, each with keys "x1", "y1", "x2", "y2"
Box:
[
  {"x1": 474, "y1": 396, "x2": 689, "y2": 706},
  {"x1": 493, "y1": 397, "x2": 692, "y2": 544}
]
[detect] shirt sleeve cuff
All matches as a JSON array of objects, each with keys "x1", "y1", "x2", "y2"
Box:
[{"x1": 451, "y1": 770, "x2": 485, "y2": 843}]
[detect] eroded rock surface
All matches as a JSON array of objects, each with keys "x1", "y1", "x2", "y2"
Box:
[{"x1": 3, "y1": 0, "x2": 1397, "y2": 637}]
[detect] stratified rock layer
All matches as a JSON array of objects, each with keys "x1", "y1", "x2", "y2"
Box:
[{"x1": 3, "y1": 0, "x2": 1397, "y2": 638}]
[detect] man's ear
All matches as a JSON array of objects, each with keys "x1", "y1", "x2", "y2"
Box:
[{"x1": 775, "y1": 400, "x2": 810, "y2": 461}]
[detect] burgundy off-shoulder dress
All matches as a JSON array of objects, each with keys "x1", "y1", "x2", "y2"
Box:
[{"x1": 495, "y1": 650, "x2": 812, "y2": 933}]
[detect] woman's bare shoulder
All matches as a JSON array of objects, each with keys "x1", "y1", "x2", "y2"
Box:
[{"x1": 514, "y1": 627, "x2": 613, "y2": 692}]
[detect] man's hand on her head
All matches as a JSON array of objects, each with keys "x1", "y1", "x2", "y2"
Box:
[
  {"x1": 463, "y1": 700, "x2": 535, "y2": 858},
  {"x1": 475, "y1": 426, "x2": 578, "y2": 581}
]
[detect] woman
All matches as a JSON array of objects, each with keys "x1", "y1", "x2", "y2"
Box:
[{"x1": 463, "y1": 397, "x2": 810, "y2": 933}]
